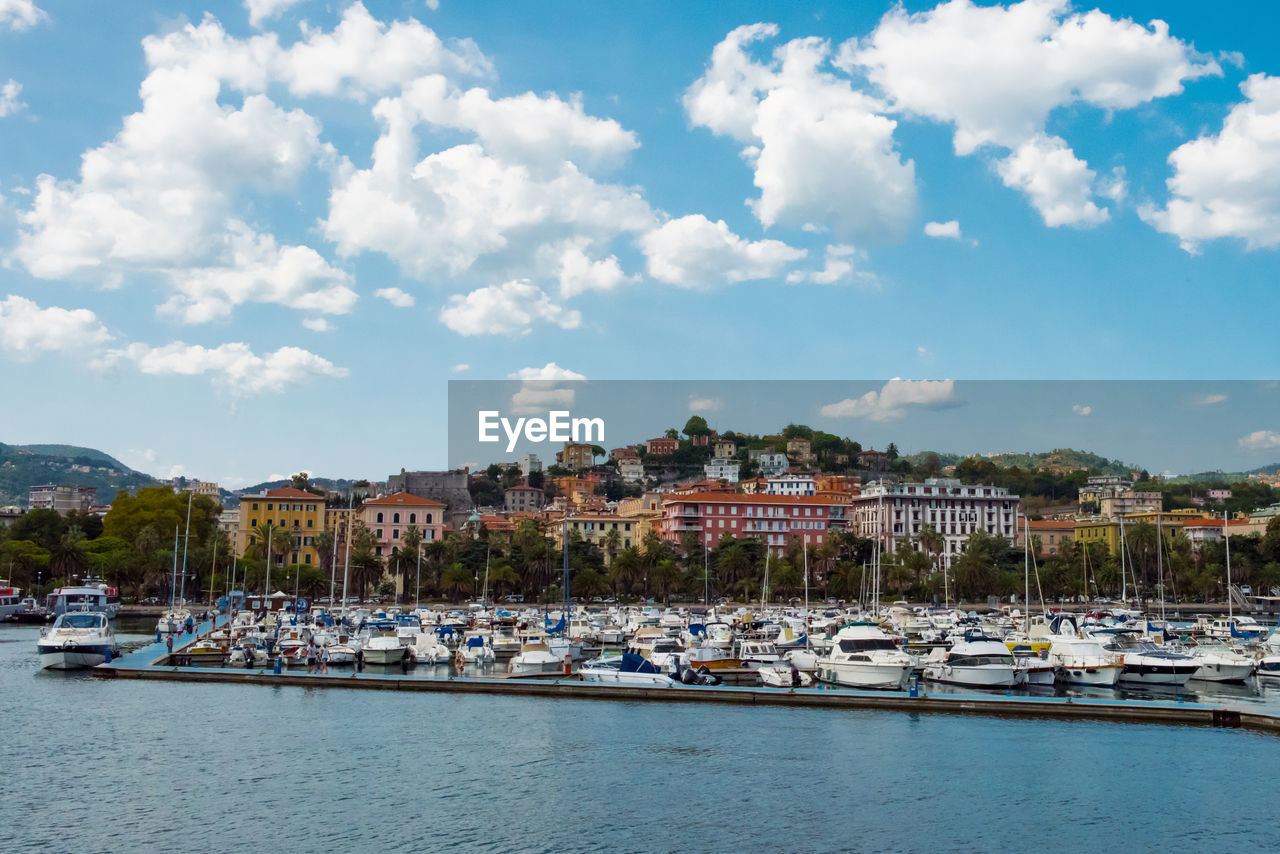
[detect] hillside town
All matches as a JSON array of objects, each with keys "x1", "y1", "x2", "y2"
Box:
[{"x1": 4, "y1": 420, "x2": 1280, "y2": 609}]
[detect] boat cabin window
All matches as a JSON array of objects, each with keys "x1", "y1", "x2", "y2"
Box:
[
  {"x1": 59, "y1": 613, "x2": 103, "y2": 629},
  {"x1": 838, "y1": 638, "x2": 898, "y2": 653}
]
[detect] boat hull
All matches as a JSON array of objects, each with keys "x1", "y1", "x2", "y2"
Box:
[
  {"x1": 924, "y1": 663, "x2": 1017, "y2": 688},
  {"x1": 1119, "y1": 662, "x2": 1198, "y2": 687},
  {"x1": 1190, "y1": 662, "x2": 1254, "y2": 683},
  {"x1": 819, "y1": 660, "x2": 911, "y2": 690},
  {"x1": 38, "y1": 644, "x2": 114, "y2": 670},
  {"x1": 364, "y1": 646, "x2": 408, "y2": 665}
]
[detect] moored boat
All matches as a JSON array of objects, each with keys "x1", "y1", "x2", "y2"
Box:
[{"x1": 37, "y1": 611, "x2": 119, "y2": 670}]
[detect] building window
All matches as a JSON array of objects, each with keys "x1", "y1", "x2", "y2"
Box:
[
  {"x1": 267, "y1": 503, "x2": 273, "y2": 511},
  {"x1": 307, "y1": 519, "x2": 313, "y2": 528},
  {"x1": 393, "y1": 529, "x2": 399, "y2": 539},
  {"x1": 248, "y1": 535, "x2": 256, "y2": 545},
  {"x1": 376, "y1": 546, "x2": 382, "y2": 556},
  {"x1": 251, "y1": 519, "x2": 257, "y2": 528},
  {"x1": 393, "y1": 513, "x2": 400, "y2": 523},
  {"x1": 410, "y1": 513, "x2": 416, "y2": 523},
  {"x1": 377, "y1": 512, "x2": 384, "y2": 523},
  {"x1": 252, "y1": 503, "x2": 259, "y2": 511},
  {"x1": 377, "y1": 529, "x2": 383, "y2": 538},
  {"x1": 305, "y1": 554, "x2": 311, "y2": 564}
]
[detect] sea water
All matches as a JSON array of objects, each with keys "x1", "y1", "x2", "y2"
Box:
[{"x1": 3, "y1": 621, "x2": 1279, "y2": 853}]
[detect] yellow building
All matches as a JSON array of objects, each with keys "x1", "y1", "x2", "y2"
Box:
[
  {"x1": 1074, "y1": 519, "x2": 1120, "y2": 556},
  {"x1": 236, "y1": 486, "x2": 327, "y2": 567},
  {"x1": 552, "y1": 512, "x2": 653, "y2": 564}
]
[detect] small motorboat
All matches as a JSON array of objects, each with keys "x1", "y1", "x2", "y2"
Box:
[
  {"x1": 758, "y1": 663, "x2": 813, "y2": 688},
  {"x1": 38, "y1": 611, "x2": 119, "y2": 670}
]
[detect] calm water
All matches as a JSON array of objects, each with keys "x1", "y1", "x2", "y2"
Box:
[{"x1": 5, "y1": 620, "x2": 1280, "y2": 853}]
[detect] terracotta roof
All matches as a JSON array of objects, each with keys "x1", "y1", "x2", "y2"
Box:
[
  {"x1": 663, "y1": 492, "x2": 845, "y2": 506},
  {"x1": 1027, "y1": 519, "x2": 1075, "y2": 529},
  {"x1": 362, "y1": 491, "x2": 446, "y2": 507},
  {"x1": 265, "y1": 487, "x2": 324, "y2": 499}
]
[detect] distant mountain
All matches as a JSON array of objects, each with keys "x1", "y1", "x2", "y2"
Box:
[
  {"x1": 1245, "y1": 463, "x2": 1280, "y2": 477},
  {"x1": 226, "y1": 477, "x2": 367, "y2": 506},
  {"x1": 0, "y1": 442, "x2": 162, "y2": 506}
]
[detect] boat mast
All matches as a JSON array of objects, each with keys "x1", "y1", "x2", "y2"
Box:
[
  {"x1": 328, "y1": 504, "x2": 339, "y2": 608},
  {"x1": 1118, "y1": 516, "x2": 1128, "y2": 604},
  {"x1": 178, "y1": 491, "x2": 192, "y2": 607},
  {"x1": 803, "y1": 537, "x2": 809, "y2": 650},
  {"x1": 207, "y1": 532, "x2": 218, "y2": 612},
  {"x1": 703, "y1": 540, "x2": 709, "y2": 609},
  {"x1": 1023, "y1": 514, "x2": 1029, "y2": 634},
  {"x1": 414, "y1": 537, "x2": 423, "y2": 612},
  {"x1": 339, "y1": 498, "x2": 353, "y2": 623},
  {"x1": 481, "y1": 542, "x2": 491, "y2": 610},
  {"x1": 168, "y1": 525, "x2": 179, "y2": 611},
  {"x1": 1224, "y1": 511, "x2": 1233, "y2": 622},
  {"x1": 1157, "y1": 515, "x2": 1166, "y2": 622}
]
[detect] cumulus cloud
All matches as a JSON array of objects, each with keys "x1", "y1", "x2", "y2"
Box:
[
  {"x1": 688, "y1": 395, "x2": 723, "y2": 413},
  {"x1": 0, "y1": 79, "x2": 25, "y2": 117},
  {"x1": 440, "y1": 279, "x2": 581, "y2": 336},
  {"x1": 375, "y1": 286, "x2": 416, "y2": 308},
  {"x1": 640, "y1": 214, "x2": 805, "y2": 288},
  {"x1": 244, "y1": 0, "x2": 303, "y2": 28},
  {"x1": 0, "y1": 294, "x2": 111, "y2": 358},
  {"x1": 508, "y1": 362, "x2": 585, "y2": 415},
  {"x1": 302, "y1": 317, "x2": 332, "y2": 332},
  {"x1": 1239, "y1": 430, "x2": 1280, "y2": 452},
  {"x1": 685, "y1": 24, "x2": 916, "y2": 242},
  {"x1": 102, "y1": 341, "x2": 348, "y2": 395},
  {"x1": 450, "y1": 363, "x2": 469, "y2": 372},
  {"x1": 1191, "y1": 393, "x2": 1227, "y2": 407},
  {"x1": 820, "y1": 378, "x2": 961, "y2": 421},
  {"x1": 1141, "y1": 74, "x2": 1280, "y2": 251},
  {"x1": 0, "y1": 0, "x2": 46, "y2": 31},
  {"x1": 923, "y1": 220, "x2": 962, "y2": 239},
  {"x1": 1073, "y1": 404, "x2": 1092, "y2": 416},
  {"x1": 540, "y1": 240, "x2": 637, "y2": 298},
  {"x1": 846, "y1": 0, "x2": 1218, "y2": 226},
  {"x1": 785, "y1": 244, "x2": 875, "y2": 286}
]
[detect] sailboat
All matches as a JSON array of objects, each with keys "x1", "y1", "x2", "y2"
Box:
[{"x1": 156, "y1": 524, "x2": 190, "y2": 637}]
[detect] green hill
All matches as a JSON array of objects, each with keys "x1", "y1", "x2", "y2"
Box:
[
  {"x1": 902, "y1": 448, "x2": 1138, "y2": 475},
  {"x1": 0, "y1": 442, "x2": 162, "y2": 506}
]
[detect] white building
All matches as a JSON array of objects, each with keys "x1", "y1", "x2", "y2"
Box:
[
  {"x1": 519, "y1": 453, "x2": 542, "y2": 477},
  {"x1": 765, "y1": 473, "x2": 815, "y2": 496},
  {"x1": 704, "y1": 460, "x2": 740, "y2": 483},
  {"x1": 850, "y1": 478, "x2": 1019, "y2": 568},
  {"x1": 758, "y1": 453, "x2": 789, "y2": 477},
  {"x1": 619, "y1": 458, "x2": 646, "y2": 483}
]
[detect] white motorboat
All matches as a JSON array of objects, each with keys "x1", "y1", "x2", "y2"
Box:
[
  {"x1": 579, "y1": 653, "x2": 673, "y2": 687},
  {"x1": 508, "y1": 640, "x2": 562, "y2": 674},
  {"x1": 782, "y1": 648, "x2": 821, "y2": 672},
  {"x1": 816, "y1": 624, "x2": 913, "y2": 690},
  {"x1": 1014, "y1": 654, "x2": 1056, "y2": 686},
  {"x1": 923, "y1": 630, "x2": 1018, "y2": 688},
  {"x1": 412, "y1": 634, "x2": 449, "y2": 665},
  {"x1": 1046, "y1": 616, "x2": 1123, "y2": 687},
  {"x1": 758, "y1": 663, "x2": 813, "y2": 688},
  {"x1": 363, "y1": 633, "x2": 410, "y2": 666},
  {"x1": 1095, "y1": 631, "x2": 1200, "y2": 687},
  {"x1": 37, "y1": 612, "x2": 119, "y2": 670},
  {"x1": 46, "y1": 582, "x2": 120, "y2": 619},
  {"x1": 1188, "y1": 638, "x2": 1255, "y2": 683},
  {"x1": 458, "y1": 633, "x2": 496, "y2": 664},
  {"x1": 156, "y1": 608, "x2": 192, "y2": 637},
  {"x1": 737, "y1": 639, "x2": 783, "y2": 671}
]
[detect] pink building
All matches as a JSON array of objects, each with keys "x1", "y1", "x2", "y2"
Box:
[
  {"x1": 660, "y1": 492, "x2": 849, "y2": 553},
  {"x1": 360, "y1": 492, "x2": 446, "y2": 558}
]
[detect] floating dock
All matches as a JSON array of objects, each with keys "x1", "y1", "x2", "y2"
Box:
[{"x1": 94, "y1": 622, "x2": 1280, "y2": 736}]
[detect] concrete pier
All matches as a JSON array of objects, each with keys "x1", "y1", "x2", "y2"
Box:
[{"x1": 93, "y1": 652, "x2": 1280, "y2": 735}]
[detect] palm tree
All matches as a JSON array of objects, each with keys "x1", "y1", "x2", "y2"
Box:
[
  {"x1": 440, "y1": 561, "x2": 471, "y2": 601},
  {"x1": 602, "y1": 527, "x2": 622, "y2": 565},
  {"x1": 49, "y1": 527, "x2": 88, "y2": 579}
]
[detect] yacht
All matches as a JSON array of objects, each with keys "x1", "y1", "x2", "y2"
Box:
[
  {"x1": 37, "y1": 611, "x2": 119, "y2": 670},
  {"x1": 579, "y1": 653, "x2": 673, "y2": 687},
  {"x1": 1188, "y1": 638, "x2": 1255, "y2": 683},
  {"x1": 737, "y1": 639, "x2": 783, "y2": 671},
  {"x1": 1048, "y1": 635, "x2": 1122, "y2": 687},
  {"x1": 508, "y1": 639, "x2": 561, "y2": 674},
  {"x1": 923, "y1": 630, "x2": 1018, "y2": 688},
  {"x1": 1095, "y1": 630, "x2": 1200, "y2": 687},
  {"x1": 457, "y1": 633, "x2": 496, "y2": 664},
  {"x1": 816, "y1": 624, "x2": 913, "y2": 690},
  {"x1": 47, "y1": 583, "x2": 119, "y2": 619}
]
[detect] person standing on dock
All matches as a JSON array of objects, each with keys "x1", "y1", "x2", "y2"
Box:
[
  {"x1": 306, "y1": 640, "x2": 317, "y2": 674},
  {"x1": 319, "y1": 644, "x2": 329, "y2": 675}
]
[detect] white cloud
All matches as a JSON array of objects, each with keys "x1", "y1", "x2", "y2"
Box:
[
  {"x1": 1141, "y1": 74, "x2": 1280, "y2": 252},
  {"x1": 450, "y1": 363, "x2": 469, "y2": 372},
  {"x1": 1072, "y1": 404, "x2": 1092, "y2": 416},
  {"x1": 785, "y1": 243, "x2": 874, "y2": 286},
  {"x1": 275, "y1": 3, "x2": 492, "y2": 99},
  {"x1": 507, "y1": 362, "x2": 585, "y2": 415},
  {"x1": 13, "y1": 15, "x2": 359, "y2": 324},
  {"x1": 244, "y1": 0, "x2": 303, "y2": 28},
  {"x1": 686, "y1": 24, "x2": 916, "y2": 242},
  {"x1": 103, "y1": 341, "x2": 348, "y2": 395},
  {"x1": 440, "y1": 279, "x2": 581, "y2": 336},
  {"x1": 640, "y1": 214, "x2": 805, "y2": 288},
  {"x1": 1238, "y1": 430, "x2": 1280, "y2": 452},
  {"x1": 374, "y1": 286, "x2": 416, "y2": 308},
  {"x1": 1191, "y1": 393, "x2": 1227, "y2": 407},
  {"x1": 0, "y1": 295, "x2": 111, "y2": 359},
  {"x1": 0, "y1": 0, "x2": 46, "y2": 31},
  {"x1": 924, "y1": 220, "x2": 962, "y2": 239},
  {"x1": 509, "y1": 362, "x2": 585, "y2": 381},
  {"x1": 820, "y1": 378, "x2": 960, "y2": 421},
  {"x1": 424, "y1": 0, "x2": 440, "y2": 10},
  {"x1": 996, "y1": 134, "x2": 1107, "y2": 227},
  {"x1": 688, "y1": 395, "x2": 723, "y2": 413},
  {"x1": 0, "y1": 79, "x2": 25, "y2": 117},
  {"x1": 847, "y1": 0, "x2": 1218, "y2": 226},
  {"x1": 540, "y1": 240, "x2": 636, "y2": 298},
  {"x1": 302, "y1": 317, "x2": 332, "y2": 332}
]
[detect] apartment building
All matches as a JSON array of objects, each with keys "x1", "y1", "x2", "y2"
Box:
[
  {"x1": 237, "y1": 486, "x2": 326, "y2": 566},
  {"x1": 850, "y1": 478, "x2": 1019, "y2": 567},
  {"x1": 359, "y1": 492, "x2": 446, "y2": 558},
  {"x1": 660, "y1": 492, "x2": 849, "y2": 553}
]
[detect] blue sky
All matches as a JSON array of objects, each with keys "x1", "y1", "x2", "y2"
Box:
[{"x1": 0, "y1": 1, "x2": 1278, "y2": 486}]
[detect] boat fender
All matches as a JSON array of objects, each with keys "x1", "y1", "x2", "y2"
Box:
[{"x1": 562, "y1": 655, "x2": 572, "y2": 675}]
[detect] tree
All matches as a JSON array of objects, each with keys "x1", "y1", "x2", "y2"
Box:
[
  {"x1": 683, "y1": 415, "x2": 711, "y2": 437},
  {"x1": 440, "y1": 562, "x2": 472, "y2": 601},
  {"x1": 886, "y1": 442, "x2": 899, "y2": 462},
  {"x1": 49, "y1": 526, "x2": 88, "y2": 579},
  {"x1": 10, "y1": 509, "x2": 66, "y2": 551}
]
